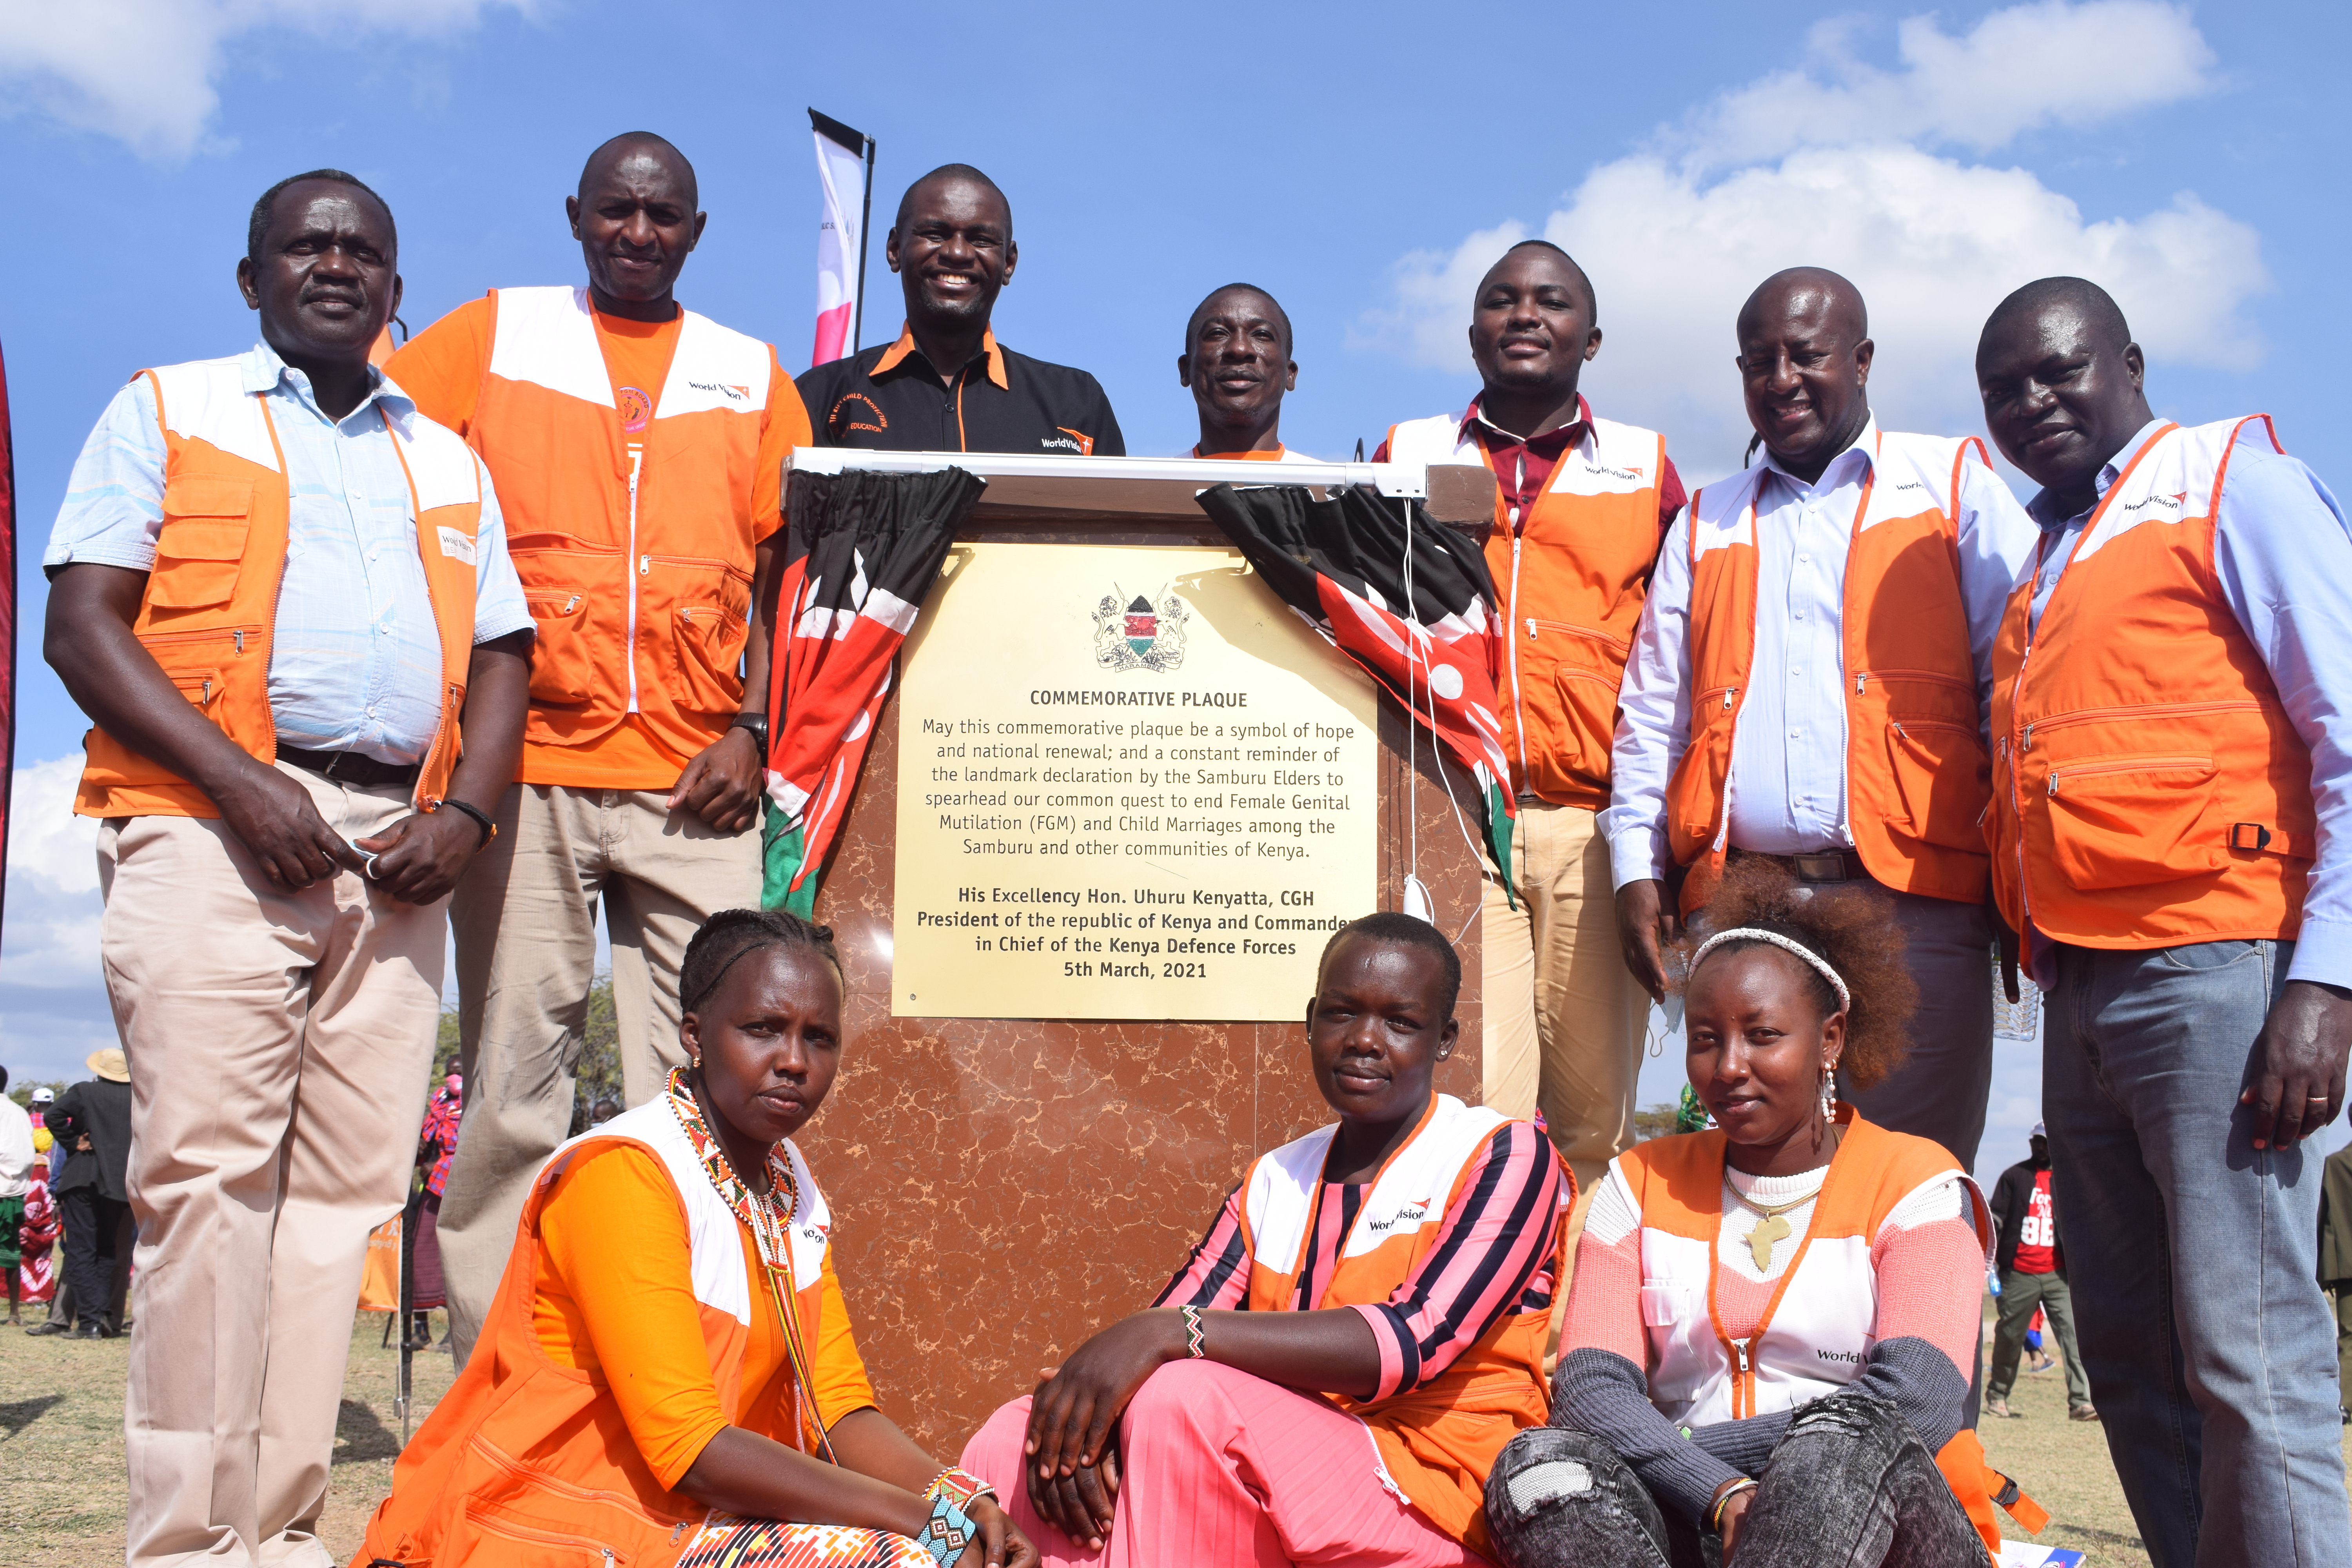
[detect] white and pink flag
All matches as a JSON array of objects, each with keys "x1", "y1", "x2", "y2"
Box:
[{"x1": 809, "y1": 110, "x2": 873, "y2": 367}]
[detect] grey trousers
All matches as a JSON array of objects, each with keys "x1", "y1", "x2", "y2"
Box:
[
  {"x1": 1987, "y1": 1267, "x2": 2091, "y2": 1411},
  {"x1": 1484, "y1": 1394, "x2": 1991, "y2": 1568},
  {"x1": 1822, "y1": 876, "x2": 1996, "y2": 1174}
]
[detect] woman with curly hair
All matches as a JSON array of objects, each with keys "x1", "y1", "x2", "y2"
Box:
[
  {"x1": 355, "y1": 910, "x2": 1036, "y2": 1568},
  {"x1": 1482, "y1": 859, "x2": 2034, "y2": 1568}
]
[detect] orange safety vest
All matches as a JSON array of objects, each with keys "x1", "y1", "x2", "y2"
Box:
[
  {"x1": 1664, "y1": 431, "x2": 1993, "y2": 915},
  {"x1": 1987, "y1": 416, "x2": 2314, "y2": 948},
  {"x1": 1236, "y1": 1094, "x2": 1571, "y2": 1558},
  {"x1": 1610, "y1": 1111, "x2": 2043, "y2": 1555},
  {"x1": 354, "y1": 1097, "x2": 839, "y2": 1568},
  {"x1": 1382, "y1": 411, "x2": 1670, "y2": 810},
  {"x1": 74, "y1": 357, "x2": 481, "y2": 820},
  {"x1": 465, "y1": 286, "x2": 777, "y2": 766}
]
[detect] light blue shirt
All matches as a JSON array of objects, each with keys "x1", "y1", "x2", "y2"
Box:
[
  {"x1": 1604, "y1": 419, "x2": 2041, "y2": 886},
  {"x1": 2022, "y1": 418, "x2": 2352, "y2": 988},
  {"x1": 45, "y1": 343, "x2": 533, "y2": 764}
]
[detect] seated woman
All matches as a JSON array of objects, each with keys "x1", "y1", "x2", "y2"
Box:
[
  {"x1": 354, "y1": 911, "x2": 1035, "y2": 1568},
  {"x1": 1483, "y1": 860, "x2": 2026, "y2": 1568},
  {"x1": 962, "y1": 912, "x2": 1571, "y2": 1568}
]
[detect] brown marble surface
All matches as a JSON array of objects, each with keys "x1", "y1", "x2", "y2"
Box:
[{"x1": 804, "y1": 514, "x2": 1488, "y2": 1457}]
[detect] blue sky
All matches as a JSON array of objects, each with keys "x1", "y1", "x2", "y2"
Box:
[{"x1": 3, "y1": 0, "x2": 2346, "y2": 1174}]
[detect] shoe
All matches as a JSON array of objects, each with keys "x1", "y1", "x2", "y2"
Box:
[
  {"x1": 2028, "y1": 1355, "x2": 2056, "y2": 1374},
  {"x1": 25, "y1": 1320, "x2": 69, "y2": 1337},
  {"x1": 1985, "y1": 1397, "x2": 2020, "y2": 1419},
  {"x1": 2070, "y1": 1406, "x2": 2101, "y2": 1423},
  {"x1": 71, "y1": 1321, "x2": 108, "y2": 1339}
]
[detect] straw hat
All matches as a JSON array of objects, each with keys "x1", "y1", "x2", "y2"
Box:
[{"x1": 87, "y1": 1048, "x2": 130, "y2": 1083}]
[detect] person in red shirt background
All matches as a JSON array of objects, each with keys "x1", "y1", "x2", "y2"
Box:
[{"x1": 1987, "y1": 1123, "x2": 2096, "y2": 1421}]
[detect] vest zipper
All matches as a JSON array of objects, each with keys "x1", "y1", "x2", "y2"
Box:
[
  {"x1": 1723, "y1": 687, "x2": 1738, "y2": 711},
  {"x1": 1507, "y1": 532, "x2": 1528, "y2": 782},
  {"x1": 1733, "y1": 1337, "x2": 1752, "y2": 1417},
  {"x1": 624, "y1": 448, "x2": 642, "y2": 715}
]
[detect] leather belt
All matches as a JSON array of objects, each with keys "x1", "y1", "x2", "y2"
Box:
[
  {"x1": 1726, "y1": 846, "x2": 1871, "y2": 885},
  {"x1": 276, "y1": 746, "x2": 420, "y2": 790}
]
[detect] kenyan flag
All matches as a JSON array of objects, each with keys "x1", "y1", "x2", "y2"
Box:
[
  {"x1": 763, "y1": 467, "x2": 984, "y2": 916},
  {"x1": 1193, "y1": 482, "x2": 1517, "y2": 898}
]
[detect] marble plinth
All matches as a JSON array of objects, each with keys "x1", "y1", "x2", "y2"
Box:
[{"x1": 805, "y1": 514, "x2": 1489, "y2": 1455}]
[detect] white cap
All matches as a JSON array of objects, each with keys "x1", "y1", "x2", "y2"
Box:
[
  {"x1": 30, "y1": 1087, "x2": 53, "y2": 1103},
  {"x1": 2030, "y1": 1122, "x2": 2047, "y2": 1140}
]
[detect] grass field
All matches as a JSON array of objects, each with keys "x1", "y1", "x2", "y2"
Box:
[{"x1": 2, "y1": 1305, "x2": 2347, "y2": 1566}]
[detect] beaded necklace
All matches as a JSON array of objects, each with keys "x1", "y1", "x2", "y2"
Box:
[{"x1": 664, "y1": 1067, "x2": 839, "y2": 1463}]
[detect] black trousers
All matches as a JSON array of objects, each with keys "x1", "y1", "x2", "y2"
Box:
[
  {"x1": 1485, "y1": 1393, "x2": 1991, "y2": 1568},
  {"x1": 58, "y1": 1187, "x2": 131, "y2": 1330}
]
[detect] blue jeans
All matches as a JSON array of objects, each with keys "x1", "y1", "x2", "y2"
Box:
[{"x1": 2045, "y1": 938, "x2": 2352, "y2": 1568}]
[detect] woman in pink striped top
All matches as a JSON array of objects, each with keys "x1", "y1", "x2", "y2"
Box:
[
  {"x1": 1484, "y1": 860, "x2": 2029, "y2": 1568},
  {"x1": 960, "y1": 913, "x2": 1570, "y2": 1568}
]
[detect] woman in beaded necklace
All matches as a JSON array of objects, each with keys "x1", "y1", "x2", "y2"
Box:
[
  {"x1": 356, "y1": 910, "x2": 1036, "y2": 1568},
  {"x1": 1483, "y1": 858, "x2": 2034, "y2": 1568}
]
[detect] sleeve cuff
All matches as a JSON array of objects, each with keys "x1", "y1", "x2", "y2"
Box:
[
  {"x1": 473, "y1": 605, "x2": 539, "y2": 645},
  {"x1": 1609, "y1": 826, "x2": 1671, "y2": 892},
  {"x1": 1350, "y1": 1301, "x2": 1410, "y2": 1399},
  {"x1": 2286, "y1": 917, "x2": 2352, "y2": 988}
]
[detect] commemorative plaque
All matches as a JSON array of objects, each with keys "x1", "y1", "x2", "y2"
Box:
[{"x1": 891, "y1": 541, "x2": 1379, "y2": 1020}]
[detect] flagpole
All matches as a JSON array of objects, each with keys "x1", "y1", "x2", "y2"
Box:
[{"x1": 853, "y1": 131, "x2": 875, "y2": 354}]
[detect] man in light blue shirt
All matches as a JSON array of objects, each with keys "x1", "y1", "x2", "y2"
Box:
[
  {"x1": 1606, "y1": 268, "x2": 2039, "y2": 1175},
  {"x1": 42, "y1": 169, "x2": 532, "y2": 1568},
  {"x1": 1975, "y1": 276, "x2": 2352, "y2": 1568}
]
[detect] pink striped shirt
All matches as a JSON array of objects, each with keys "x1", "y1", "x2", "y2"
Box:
[{"x1": 1155, "y1": 1120, "x2": 1566, "y2": 1400}]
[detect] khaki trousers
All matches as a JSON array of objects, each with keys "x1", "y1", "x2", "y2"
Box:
[
  {"x1": 438, "y1": 784, "x2": 759, "y2": 1365},
  {"x1": 1480, "y1": 800, "x2": 1648, "y2": 1198},
  {"x1": 102, "y1": 764, "x2": 447, "y2": 1568}
]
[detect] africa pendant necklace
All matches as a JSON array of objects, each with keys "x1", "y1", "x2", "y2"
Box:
[{"x1": 1728, "y1": 1183, "x2": 1820, "y2": 1271}]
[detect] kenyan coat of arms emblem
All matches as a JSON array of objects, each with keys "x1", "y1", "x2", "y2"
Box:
[{"x1": 1093, "y1": 588, "x2": 1189, "y2": 672}]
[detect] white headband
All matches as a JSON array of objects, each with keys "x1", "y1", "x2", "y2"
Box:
[{"x1": 1689, "y1": 927, "x2": 1851, "y2": 1013}]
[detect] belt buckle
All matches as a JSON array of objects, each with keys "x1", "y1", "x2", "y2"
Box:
[{"x1": 1791, "y1": 852, "x2": 1849, "y2": 884}]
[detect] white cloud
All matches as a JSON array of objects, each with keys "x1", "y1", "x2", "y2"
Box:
[
  {"x1": 0, "y1": 0, "x2": 530, "y2": 161},
  {"x1": 1, "y1": 756, "x2": 113, "y2": 1083},
  {"x1": 1672, "y1": 2, "x2": 2218, "y2": 169},
  {"x1": 1352, "y1": 2, "x2": 2263, "y2": 483}
]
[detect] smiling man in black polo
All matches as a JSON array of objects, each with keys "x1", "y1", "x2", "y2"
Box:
[{"x1": 797, "y1": 163, "x2": 1124, "y2": 456}]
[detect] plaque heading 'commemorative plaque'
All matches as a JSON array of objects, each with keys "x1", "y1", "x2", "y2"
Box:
[{"x1": 892, "y1": 542, "x2": 1379, "y2": 1020}]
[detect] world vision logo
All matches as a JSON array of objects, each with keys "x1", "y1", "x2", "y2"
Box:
[
  {"x1": 690, "y1": 380, "x2": 751, "y2": 402},
  {"x1": 829, "y1": 392, "x2": 888, "y2": 437},
  {"x1": 1583, "y1": 461, "x2": 1646, "y2": 481},
  {"x1": 2123, "y1": 490, "x2": 2189, "y2": 514},
  {"x1": 1366, "y1": 1203, "x2": 1430, "y2": 1234},
  {"x1": 1045, "y1": 426, "x2": 1096, "y2": 456}
]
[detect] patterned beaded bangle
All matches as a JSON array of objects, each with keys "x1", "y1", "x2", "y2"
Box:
[
  {"x1": 1180, "y1": 1304, "x2": 1207, "y2": 1359},
  {"x1": 1708, "y1": 1478, "x2": 1759, "y2": 1534},
  {"x1": 918, "y1": 1493, "x2": 978, "y2": 1568},
  {"x1": 923, "y1": 1466, "x2": 998, "y2": 1510}
]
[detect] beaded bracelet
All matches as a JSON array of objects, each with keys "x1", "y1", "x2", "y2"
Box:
[
  {"x1": 1180, "y1": 1304, "x2": 1207, "y2": 1358},
  {"x1": 918, "y1": 1493, "x2": 978, "y2": 1568},
  {"x1": 1708, "y1": 1477, "x2": 1759, "y2": 1534},
  {"x1": 923, "y1": 1466, "x2": 998, "y2": 1510}
]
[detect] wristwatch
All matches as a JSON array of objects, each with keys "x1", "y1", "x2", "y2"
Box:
[{"x1": 728, "y1": 712, "x2": 769, "y2": 762}]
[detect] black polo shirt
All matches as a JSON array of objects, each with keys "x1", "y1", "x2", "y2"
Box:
[{"x1": 796, "y1": 325, "x2": 1125, "y2": 456}]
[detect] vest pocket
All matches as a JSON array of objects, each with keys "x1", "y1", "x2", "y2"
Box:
[
  {"x1": 453, "y1": 1504, "x2": 626, "y2": 1566},
  {"x1": 646, "y1": 555, "x2": 754, "y2": 721},
  {"x1": 1515, "y1": 621, "x2": 1625, "y2": 794},
  {"x1": 147, "y1": 478, "x2": 254, "y2": 611},
  {"x1": 1883, "y1": 719, "x2": 1991, "y2": 852},
  {"x1": 510, "y1": 534, "x2": 627, "y2": 710},
  {"x1": 521, "y1": 591, "x2": 593, "y2": 706},
  {"x1": 2043, "y1": 754, "x2": 2220, "y2": 889},
  {"x1": 1665, "y1": 686, "x2": 1739, "y2": 859}
]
